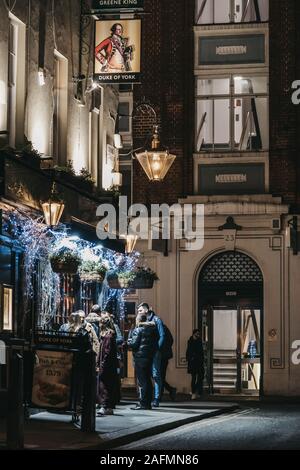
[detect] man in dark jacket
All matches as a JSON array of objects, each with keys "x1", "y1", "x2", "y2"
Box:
[
  {"x1": 160, "y1": 324, "x2": 177, "y2": 401},
  {"x1": 186, "y1": 329, "x2": 204, "y2": 399},
  {"x1": 137, "y1": 303, "x2": 165, "y2": 407},
  {"x1": 127, "y1": 313, "x2": 157, "y2": 410}
]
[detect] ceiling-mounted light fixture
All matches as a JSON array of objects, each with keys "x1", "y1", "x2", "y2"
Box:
[
  {"x1": 114, "y1": 133, "x2": 123, "y2": 150},
  {"x1": 41, "y1": 182, "x2": 65, "y2": 227},
  {"x1": 111, "y1": 149, "x2": 123, "y2": 189},
  {"x1": 112, "y1": 170, "x2": 123, "y2": 188},
  {"x1": 135, "y1": 125, "x2": 176, "y2": 182}
]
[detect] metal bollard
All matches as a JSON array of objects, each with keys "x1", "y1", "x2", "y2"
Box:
[
  {"x1": 81, "y1": 350, "x2": 96, "y2": 433},
  {"x1": 6, "y1": 349, "x2": 24, "y2": 449}
]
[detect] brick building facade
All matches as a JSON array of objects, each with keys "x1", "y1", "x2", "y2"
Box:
[
  {"x1": 130, "y1": 0, "x2": 300, "y2": 397},
  {"x1": 133, "y1": 0, "x2": 300, "y2": 209}
]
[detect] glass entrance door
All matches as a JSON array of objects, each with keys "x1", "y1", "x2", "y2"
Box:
[
  {"x1": 212, "y1": 309, "x2": 239, "y2": 393},
  {"x1": 240, "y1": 308, "x2": 261, "y2": 394},
  {"x1": 203, "y1": 306, "x2": 262, "y2": 395}
]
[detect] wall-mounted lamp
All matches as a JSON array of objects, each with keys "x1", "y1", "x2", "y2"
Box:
[
  {"x1": 38, "y1": 67, "x2": 46, "y2": 86},
  {"x1": 126, "y1": 101, "x2": 176, "y2": 182},
  {"x1": 112, "y1": 170, "x2": 123, "y2": 188},
  {"x1": 114, "y1": 133, "x2": 123, "y2": 150},
  {"x1": 41, "y1": 182, "x2": 65, "y2": 228},
  {"x1": 286, "y1": 216, "x2": 298, "y2": 255},
  {"x1": 135, "y1": 125, "x2": 176, "y2": 182}
]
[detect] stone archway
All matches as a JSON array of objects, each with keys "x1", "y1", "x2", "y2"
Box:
[{"x1": 198, "y1": 250, "x2": 264, "y2": 396}]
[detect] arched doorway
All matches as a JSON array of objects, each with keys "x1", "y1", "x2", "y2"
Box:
[{"x1": 198, "y1": 251, "x2": 263, "y2": 396}]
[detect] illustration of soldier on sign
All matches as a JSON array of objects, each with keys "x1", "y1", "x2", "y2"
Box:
[{"x1": 94, "y1": 19, "x2": 141, "y2": 83}]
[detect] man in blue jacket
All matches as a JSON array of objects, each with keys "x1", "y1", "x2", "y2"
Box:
[{"x1": 137, "y1": 303, "x2": 165, "y2": 407}]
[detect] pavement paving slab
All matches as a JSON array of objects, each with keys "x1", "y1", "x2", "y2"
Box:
[{"x1": 0, "y1": 400, "x2": 239, "y2": 450}]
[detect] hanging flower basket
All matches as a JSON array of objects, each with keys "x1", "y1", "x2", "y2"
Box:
[
  {"x1": 131, "y1": 278, "x2": 155, "y2": 289},
  {"x1": 118, "y1": 278, "x2": 132, "y2": 289},
  {"x1": 50, "y1": 249, "x2": 81, "y2": 275},
  {"x1": 79, "y1": 272, "x2": 106, "y2": 283},
  {"x1": 79, "y1": 260, "x2": 108, "y2": 283},
  {"x1": 107, "y1": 271, "x2": 135, "y2": 289},
  {"x1": 130, "y1": 267, "x2": 159, "y2": 289},
  {"x1": 50, "y1": 259, "x2": 80, "y2": 275},
  {"x1": 107, "y1": 277, "x2": 122, "y2": 289}
]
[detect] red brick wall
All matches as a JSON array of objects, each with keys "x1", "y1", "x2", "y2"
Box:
[
  {"x1": 133, "y1": 0, "x2": 194, "y2": 205},
  {"x1": 133, "y1": 0, "x2": 300, "y2": 211},
  {"x1": 269, "y1": 0, "x2": 299, "y2": 210}
]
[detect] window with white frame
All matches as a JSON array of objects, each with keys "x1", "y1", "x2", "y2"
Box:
[
  {"x1": 8, "y1": 13, "x2": 26, "y2": 148},
  {"x1": 195, "y1": 0, "x2": 269, "y2": 25},
  {"x1": 195, "y1": 75, "x2": 268, "y2": 152},
  {"x1": 53, "y1": 50, "x2": 68, "y2": 165},
  {"x1": 0, "y1": 285, "x2": 13, "y2": 332},
  {"x1": 89, "y1": 108, "x2": 100, "y2": 185},
  {"x1": 0, "y1": 80, "x2": 7, "y2": 138},
  {"x1": 88, "y1": 89, "x2": 103, "y2": 187}
]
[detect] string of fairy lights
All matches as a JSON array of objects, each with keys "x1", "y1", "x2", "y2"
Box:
[{"x1": 5, "y1": 210, "x2": 140, "y2": 325}]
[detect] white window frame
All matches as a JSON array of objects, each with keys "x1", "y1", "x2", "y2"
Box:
[
  {"x1": 53, "y1": 50, "x2": 68, "y2": 165},
  {"x1": 89, "y1": 107, "x2": 100, "y2": 186},
  {"x1": 8, "y1": 13, "x2": 26, "y2": 148},
  {"x1": 195, "y1": 73, "x2": 269, "y2": 153},
  {"x1": 195, "y1": 0, "x2": 269, "y2": 25}
]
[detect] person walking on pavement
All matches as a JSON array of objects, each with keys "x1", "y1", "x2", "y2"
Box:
[
  {"x1": 109, "y1": 312, "x2": 124, "y2": 405},
  {"x1": 97, "y1": 314, "x2": 118, "y2": 416},
  {"x1": 186, "y1": 329, "x2": 204, "y2": 400},
  {"x1": 127, "y1": 312, "x2": 157, "y2": 410},
  {"x1": 160, "y1": 324, "x2": 177, "y2": 401},
  {"x1": 137, "y1": 303, "x2": 165, "y2": 407}
]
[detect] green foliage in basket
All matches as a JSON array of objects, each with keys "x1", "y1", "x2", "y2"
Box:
[
  {"x1": 79, "y1": 260, "x2": 108, "y2": 277},
  {"x1": 134, "y1": 266, "x2": 159, "y2": 281},
  {"x1": 49, "y1": 248, "x2": 81, "y2": 265}
]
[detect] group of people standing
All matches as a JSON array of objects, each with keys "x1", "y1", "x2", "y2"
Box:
[
  {"x1": 59, "y1": 304, "x2": 205, "y2": 415},
  {"x1": 60, "y1": 305, "x2": 123, "y2": 416},
  {"x1": 127, "y1": 303, "x2": 177, "y2": 410}
]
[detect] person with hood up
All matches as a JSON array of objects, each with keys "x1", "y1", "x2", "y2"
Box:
[{"x1": 97, "y1": 313, "x2": 118, "y2": 416}]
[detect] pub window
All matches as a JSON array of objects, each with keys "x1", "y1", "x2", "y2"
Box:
[
  {"x1": 195, "y1": 0, "x2": 269, "y2": 25},
  {"x1": 0, "y1": 285, "x2": 13, "y2": 332},
  {"x1": 195, "y1": 75, "x2": 268, "y2": 152}
]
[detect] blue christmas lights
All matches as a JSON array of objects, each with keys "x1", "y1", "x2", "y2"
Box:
[{"x1": 6, "y1": 210, "x2": 140, "y2": 324}]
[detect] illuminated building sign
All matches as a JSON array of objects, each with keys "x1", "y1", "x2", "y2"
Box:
[
  {"x1": 198, "y1": 163, "x2": 265, "y2": 195},
  {"x1": 92, "y1": 0, "x2": 144, "y2": 11},
  {"x1": 198, "y1": 34, "x2": 265, "y2": 66}
]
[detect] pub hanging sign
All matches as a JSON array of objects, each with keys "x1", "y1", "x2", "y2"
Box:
[
  {"x1": 92, "y1": 0, "x2": 144, "y2": 11},
  {"x1": 94, "y1": 19, "x2": 141, "y2": 84}
]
